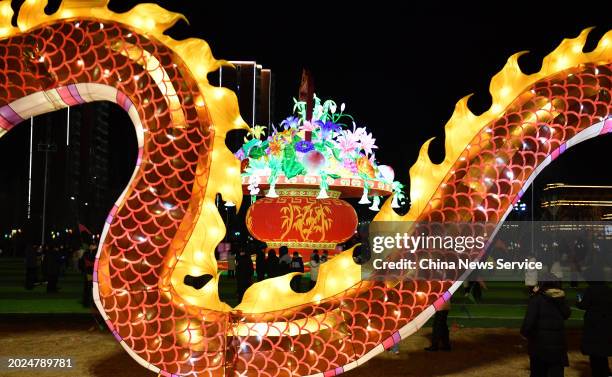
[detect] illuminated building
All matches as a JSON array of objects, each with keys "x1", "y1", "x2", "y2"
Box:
[
  {"x1": 540, "y1": 183, "x2": 612, "y2": 241},
  {"x1": 541, "y1": 183, "x2": 612, "y2": 221}
]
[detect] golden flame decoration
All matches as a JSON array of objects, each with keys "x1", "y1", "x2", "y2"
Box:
[
  {"x1": 376, "y1": 27, "x2": 612, "y2": 222},
  {"x1": 2, "y1": 1, "x2": 611, "y2": 316}
]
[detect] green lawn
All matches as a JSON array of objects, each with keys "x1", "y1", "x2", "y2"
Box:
[
  {"x1": 0, "y1": 258, "x2": 89, "y2": 314},
  {"x1": 0, "y1": 258, "x2": 587, "y2": 328},
  {"x1": 448, "y1": 282, "x2": 585, "y2": 328}
]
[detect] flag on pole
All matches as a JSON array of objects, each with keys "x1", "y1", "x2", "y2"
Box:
[
  {"x1": 78, "y1": 223, "x2": 92, "y2": 234},
  {"x1": 298, "y1": 68, "x2": 314, "y2": 121}
]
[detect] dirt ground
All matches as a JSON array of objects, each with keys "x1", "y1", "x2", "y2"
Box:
[{"x1": 0, "y1": 318, "x2": 601, "y2": 377}]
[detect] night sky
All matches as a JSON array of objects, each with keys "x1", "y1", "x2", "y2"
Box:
[
  {"x1": 87, "y1": 1, "x2": 612, "y2": 186},
  {"x1": 1, "y1": 1, "x2": 611, "y2": 227}
]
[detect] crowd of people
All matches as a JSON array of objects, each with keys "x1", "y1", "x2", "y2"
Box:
[
  {"x1": 225, "y1": 243, "x2": 331, "y2": 301},
  {"x1": 23, "y1": 241, "x2": 97, "y2": 307},
  {"x1": 414, "y1": 271, "x2": 612, "y2": 377},
  {"x1": 14, "y1": 236, "x2": 612, "y2": 375},
  {"x1": 520, "y1": 271, "x2": 612, "y2": 377}
]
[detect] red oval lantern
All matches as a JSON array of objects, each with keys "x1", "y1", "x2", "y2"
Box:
[{"x1": 246, "y1": 196, "x2": 357, "y2": 249}]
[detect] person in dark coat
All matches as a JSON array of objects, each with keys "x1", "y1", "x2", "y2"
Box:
[
  {"x1": 425, "y1": 299, "x2": 452, "y2": 351},
  {"x1": 235, "y1": 250, "x2": 254, "y2": 302},
  {"x1": 521, "y1": 274, "x2": 571, "y2": 377},
  {"x1": 24, "y1": 243, "x2": 38, "y2": 290},
  {"x1": 309, "y1": 252, "x2": 320, "y2": 289},
  {"x1": 255, "y1": 248, "x2": 266, "y2": 281},
  {"x1": 41, "y1": 244, "x2": 49, "y2": 282},
  {"x1": 320, "y1": 250, "x2": 329, "y2": 263},
  {"x1": 278, "y1": 246, "x2": 291, "y2": 276},
  {"x1": 45, "y1": 245, "x2": 61, "y2": 293},
  {"x1": 45, "y1": 246, "x2": 61, "y2": 293},
  {"x1": 289, "y1": 252, "x2": 304, "y2": 292},
  {"x1": 576, "y1": 276, "x2": 612, "y2": 377},
  {"x1": 266, "y1": 249, "x2": 279, "y2": 278}
]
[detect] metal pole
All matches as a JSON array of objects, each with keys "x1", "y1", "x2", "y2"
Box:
[
  {"x1": 41, "y1": 149, "x2": 49, "y2": 245},
  {"x1": 531, "y1": 178, "x2": 535, "y2": 255},
  {"x1": 226, "y1": 208, "x2": 230, "y2": 241},
  {"x1": 66, "y1": 106, "x2": 70, "y2": 146},
  {"x1": 27, "y1": 118, "x2": 33, "y2": 219}
]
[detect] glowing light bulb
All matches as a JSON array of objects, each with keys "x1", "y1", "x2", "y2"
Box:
[
  {"x1": 132, "y1": 16, "x2": 143, "y2": 28},
  {"x1": 491, "y1": 104, "x2": 503, "y2": 113},
  {"x1": 196, "y1": 66, "x2": 208, "y2": 79},
  {"x1": 500, "y1": 86, "x2": 511, "y2": 98},
  {"x1": 556, "y1": 56, "x2": 568, "y2": 69},
  {"x1": 0, "y1": 3, "x2": 11, "y2": 17}
]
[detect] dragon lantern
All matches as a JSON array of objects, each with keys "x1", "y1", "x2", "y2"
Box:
[{"x1": 0, "y1": 1, "x2": 610, "y2": 376}]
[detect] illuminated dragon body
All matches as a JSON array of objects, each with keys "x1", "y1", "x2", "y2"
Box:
[{"x1": 0, "y1": 1, "x2": 610, "y2": 376}]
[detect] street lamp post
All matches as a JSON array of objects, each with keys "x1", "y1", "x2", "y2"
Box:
[{"x1": 38, "y1": 142, "x2": 57, "y2": 245}]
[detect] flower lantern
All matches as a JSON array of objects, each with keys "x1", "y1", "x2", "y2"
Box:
[{"x1": 239, "y1": 95, "x2": 405, "y2": 249}]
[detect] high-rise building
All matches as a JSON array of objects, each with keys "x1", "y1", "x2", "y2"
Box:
[
  {"x1": 2, "y1": 63, "x2": 272, "y2": 245},
  {"x1": 208, "y1": 62, "x2": 274, "y2": 238},
  {"x1": 210, "y1": 61, "x2": 274, "y2": 127},
  {"x1": 67, "y1": 102, "x2": 111, "y2": 234},
  {"x1": 0, "y1": 102, "x2": 112, "y2": 245}
]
